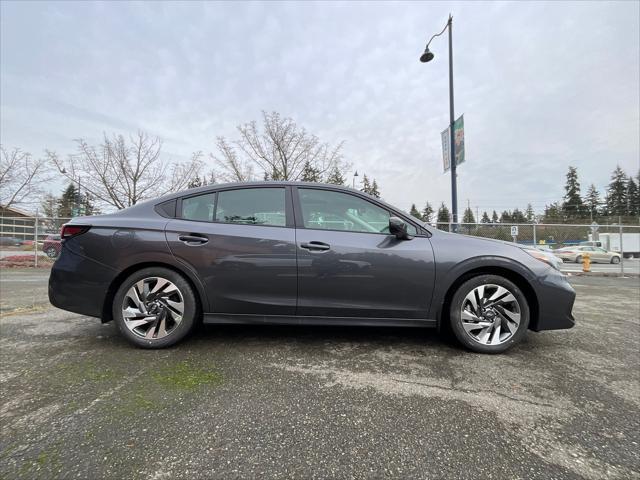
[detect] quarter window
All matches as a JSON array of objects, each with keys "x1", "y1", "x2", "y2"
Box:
[
  {"x1": 215, "y1": 188, "x2": 286, "y2": 226},
  {"x1": 181, "y1": 193, "x2": 215, "y2": 221},
  {"x1": 298, "y1": 188, "x2": 417, "y2": 235}
]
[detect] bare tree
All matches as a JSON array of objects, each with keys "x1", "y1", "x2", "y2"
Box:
[
  {"x1": 212, "y1": 111, "x2": 347, "y2": 182},
  {"x1": 0, "y1": 146, "x2": 51, "y2": 208},
  {"x1": 47, "y1": 131, "x2": 203, "y2": 210},
  {"x1": 210, "y1": 137, "x2": 253, "y2": 182}
]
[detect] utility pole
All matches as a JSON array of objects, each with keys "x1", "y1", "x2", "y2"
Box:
[{"x1": 420, "y1": 14, "x2": 459, "y2": 233}]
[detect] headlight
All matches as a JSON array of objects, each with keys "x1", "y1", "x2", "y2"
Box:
[{"x1": 524, "y1": 249, "x2": 560, "y2": 270}]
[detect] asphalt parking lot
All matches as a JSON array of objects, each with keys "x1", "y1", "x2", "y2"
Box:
[{"x1": 0, "y1": 271, "x2": 639, "y2": 479}]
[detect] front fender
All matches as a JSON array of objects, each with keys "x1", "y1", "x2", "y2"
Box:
[{"x1": 428, "y1": 255, "x2": 538, "y2": 327}]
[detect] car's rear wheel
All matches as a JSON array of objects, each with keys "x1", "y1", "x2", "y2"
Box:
[
  {"x1": 449, "y1": 275, "x2": 530, "y2": 354},
  {"x1": 45, "y1": 247, "x2": 58, "y2": 258},
  {"x1": 575, "y1": 255, "x2": 583, "y2": 264},
  {"x1": 113, "y1": 267, "x2": 197, "y2": 348},
  {"x1": 611, "y1": 256, "x2": 620, "y2": 264}
]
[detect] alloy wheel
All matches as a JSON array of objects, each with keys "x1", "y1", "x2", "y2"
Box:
[
  {"x1": 460, "y1": 283, "x2": 521, "y2": 345},
  {"x1": 121, "y1": 277, "x2": 184, "y2": 340}
]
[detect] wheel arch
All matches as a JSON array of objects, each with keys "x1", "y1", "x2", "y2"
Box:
[
  {"x1": 101, "y1": 261, "x2": 207, "y2": 323},
  {"x1": 437, "y1": 266, "x2": 540, "y2": 332}
]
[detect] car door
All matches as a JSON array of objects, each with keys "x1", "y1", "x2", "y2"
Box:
[
  {"x1": 592, "y1": 247, "x2": 609, "y2": 263},
  {"x1": 165, "y1": 186, "x2": 297, "y2": 315},
  {"x1": 293, "y1": 186, "x2": 435, "y2": 319}
]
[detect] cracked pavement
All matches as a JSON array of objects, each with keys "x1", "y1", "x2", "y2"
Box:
[{"x1": 0, "y1": 273, "x2": 639, "y2": 479}]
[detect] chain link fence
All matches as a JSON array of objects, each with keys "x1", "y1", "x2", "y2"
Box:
[
  {"x1": 0, "y1": 216, "x2": 72, "y2": 268},
  {"x1": 1, "y1": 216, "x2": 639, "y2": 269},
  {"x1": 431, "y1": 222, "x2": 640, "y2": 256}
]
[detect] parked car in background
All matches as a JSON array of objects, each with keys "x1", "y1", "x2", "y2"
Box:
[
  {"x1": 49, "y1": 181, "x2": 576, "y2": 354},
  {"x1": 43, "y1": 234, "x2": 62, "y2": 258},
  {"x1": 554, "y1": 245, "x2": 621, "y2": 264},
  {"x1": 0, "y1": 236, "x2": 24, "y2": 247}
]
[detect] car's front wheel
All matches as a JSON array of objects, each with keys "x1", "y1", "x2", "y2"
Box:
[
  {"x1": 113, "y1": 267, "x2": 197, "y2": 348},
  {"x1": 449, "y1": 275, "x2": 530, "y2": 354},
  {"x1": 45, "y1": 247, "x2": 58, "y2": 258}
]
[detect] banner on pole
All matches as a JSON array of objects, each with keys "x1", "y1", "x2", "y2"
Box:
[{"x1": 441, "y1": 114, "x2": 465, "y2": 173}]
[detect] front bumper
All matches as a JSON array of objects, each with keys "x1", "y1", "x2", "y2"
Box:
[
  {"x1": 531, "y1": 269, "x2": 576, "y2": 331},
  {"x1": 49, "y1": 246, "x2": 118, "y2": 319}
]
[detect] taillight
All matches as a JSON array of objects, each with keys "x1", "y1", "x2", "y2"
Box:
[{"x1": 60, "y1": 224, "x2": 90, "y2": 239}]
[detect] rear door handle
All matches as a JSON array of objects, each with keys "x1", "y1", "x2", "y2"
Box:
[
  {"x1": 300, "y1": 241, "x2": 330, "y2": 252},
  {"x1": 178, "y1": 234, "x2": 209, "y2": 245}
]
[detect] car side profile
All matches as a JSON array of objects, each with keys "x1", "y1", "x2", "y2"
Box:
[
  {"x1": 49, "y1": 182, "x2": 575, "y2": 353},
  {"x1": 554, "y1": 245, "x2": 621, "y2": 264}
]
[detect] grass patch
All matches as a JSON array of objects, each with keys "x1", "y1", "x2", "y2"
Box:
[
  {"x1": 16, "y1": 445, "x2": 62, "y2": 477},
  {"x1": 152, "y1": 361, "x2": 222, "y2": 390}
]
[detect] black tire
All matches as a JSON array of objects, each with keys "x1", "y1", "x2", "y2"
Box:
[
  {"x1": 113, "y1": 267, "x2": 197, "y2": 348},
  {"x1": 45, "y1": 247, "x2": 58, "y2": 258},
  {"x1": 449, "y1": 275, "x2": 530, "y2": 354},
  {"x1": 611, "y1": 256, "x2": 620, "y2": 264},
  {"x1": 575, "y1": 255, "x2": 582, "y2": 264}
]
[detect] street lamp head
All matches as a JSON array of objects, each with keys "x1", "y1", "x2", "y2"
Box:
[{"x1": 420, "y1": 47, "x2": 434, "y2": 63}]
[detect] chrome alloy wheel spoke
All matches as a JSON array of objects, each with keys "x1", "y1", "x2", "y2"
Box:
[
  {"x1": 461, "y1": 283, "x2": 521, "y2": 346},
  {"x1": 122, "y1": 277, "x2": 184, "y2": 340}
]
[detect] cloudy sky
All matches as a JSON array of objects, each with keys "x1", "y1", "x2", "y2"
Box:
[{"x1": 1, "y1": 1, "x2": 639, "y2": 214}]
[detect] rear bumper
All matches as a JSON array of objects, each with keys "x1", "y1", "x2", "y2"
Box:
[
  {"x1": 48, "y1": 246, "x2": 117, "y2": 319},
  {"x1": 531, "y1": 270, "x2": 576, "y2": 331}
]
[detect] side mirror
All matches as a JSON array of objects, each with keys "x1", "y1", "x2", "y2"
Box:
[{"x1": 389, "y1": 216, "x2": 412, "y2": 240}]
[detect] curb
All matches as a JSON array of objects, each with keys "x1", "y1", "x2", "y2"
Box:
[{"x1": 564, "y1": 271, "x2": 640, "y2": 278}]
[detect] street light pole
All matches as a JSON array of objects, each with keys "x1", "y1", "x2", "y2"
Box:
[{"x1": 420, "y1": 14, "x2": 458, "y2": 233}]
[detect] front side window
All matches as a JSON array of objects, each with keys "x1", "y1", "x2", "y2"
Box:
[
  {"x1": 215, "y1": 188, "x2": 286, "y2": 226},
  {"x1": 181, "y1": 193, "x2": 215, "y2": 221},
  {"x1": 298, "y1": 188, "x2": 416, "y2": 235}
]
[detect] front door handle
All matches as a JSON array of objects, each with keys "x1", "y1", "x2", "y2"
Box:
[
  {"x1": 178, "y1": 234, "x2": 209, "y2": 245},
  {"x1": 300, "y1": 241, "x2": 330, "y2": 252}
]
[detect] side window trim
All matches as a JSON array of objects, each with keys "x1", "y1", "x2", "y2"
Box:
[
  {"x1": 292, "y1": 186, "x2": 426, "y2": 236},
  {"x1": 176, "y1": 191, "x2": 217, "y2": 222}
]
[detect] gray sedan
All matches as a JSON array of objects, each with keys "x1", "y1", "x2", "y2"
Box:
[{"x1": 49, "y1": 182, "x2": 575, "y2": 353}]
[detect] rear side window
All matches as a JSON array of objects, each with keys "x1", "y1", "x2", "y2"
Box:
[
  {"x1": 181, "y1": 193, "x2": 215, "y2": 222},
  {"x1": 215, "y1": 188, "x2": 286, "y2": 226}
]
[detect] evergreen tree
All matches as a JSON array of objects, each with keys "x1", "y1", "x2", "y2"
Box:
[
  {"x1": 437, "y1": 202, "x2": 451, "y2": 224},
  {"x1": 80, "y1": 192, "x2": 97, "y2": 216},
  {"x1": 325, "y1": 166, "x2": 346, "y2": 186},
  {"x1": 409, "y1": 204, "x2": 422, "y2": 220},
  {"x1": 511, "y1": 208, "x2": 527, "y2": 223},
  {"x1": 41, "y1": 193, "x2": 60, "y2": 218},
  {"x1": 584, "y1": 184, "x2": 601, "y2": 221},
  {"x1": 422, "y1": 202, "x2": 435, "y2": 223},
  {"x1": 370, "y1": 179, "x2": 381, "y2": 198},
  {"x1": 481, "y1": 211, "x2": 490, "y2": 223},
  {"x1": 188, "y1": 176, "x2": 204, "y2": 188},
  {"x1": 562, "y1": 166, "x2": 584, "y2": 219},
  {"x1": 301, "y1": 161, "x2": 322, "y2": 182},
  {"x1": 606, "y1": 166, "x2": 628, "y2": 217},
  {"x1": 525, "y1": 204, "x2": 535, "y2": 222},
  {"x1": 543, "y1": 202, "x2": 562, "y2": 222},
  {"x1": 500, "y1": 210, "x2": 512, "y2": 223},
  {"x1": 626, "y1": 176, "x2": 639, "y2": 217},
  {"x1": 58, "y1": 184, "x2": 78, "y2": 218},
  {"x1": 491, "y1": 210, "x2": 499, "y2": 223},
  {"x1": 462, "y1": 206, "x2": 475, "y2": 224},
  {"x1": 360, "y1": 174, "x2": 371, "y2": 194}
]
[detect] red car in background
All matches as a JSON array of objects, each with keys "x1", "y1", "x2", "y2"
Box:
[{"x1": 43, "y1": 234, "x2": 62, "y2": 258}]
